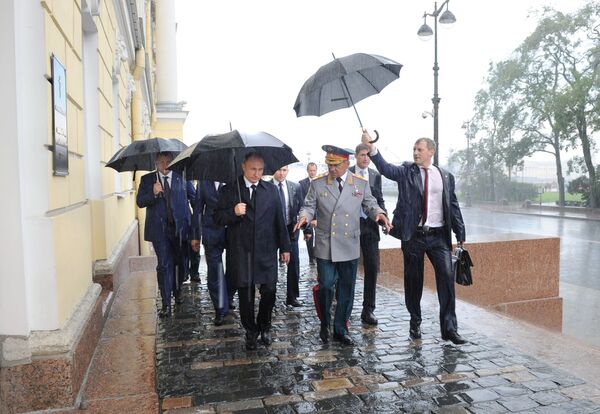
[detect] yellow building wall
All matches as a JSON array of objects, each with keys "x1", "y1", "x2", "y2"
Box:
[
  {"x1": 53, "y1": 205, "x2": 93, "y2": 325},
  {"x1": 42, "y1": 0, "x2": 138, "y2": 325},
  {"x1": 151, "y1": 120, "x2": 185, "y2": 140}
]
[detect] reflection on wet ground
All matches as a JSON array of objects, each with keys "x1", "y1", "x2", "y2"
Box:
[{"x1": 156, "y1": 253, "x2": 600, "y2": 413}]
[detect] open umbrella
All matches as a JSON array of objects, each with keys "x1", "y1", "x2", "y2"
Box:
[
  {"x1": 106, "y1": 137, "x2": 187, "y2": 172},
  {"x1": 293, "y1": 52, "x2": 403, "y2": 142},
  {"x1": 169, "y1": 130, "x2": 298, "y2": 183}
]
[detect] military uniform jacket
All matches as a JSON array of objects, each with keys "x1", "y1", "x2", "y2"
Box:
[{"x1": 300, "y1": 173, "x2": 385, "y2": 262}]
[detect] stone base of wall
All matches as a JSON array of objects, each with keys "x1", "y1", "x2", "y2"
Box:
[
  {"x1": 0, "y1": 285, "x2": 103, "y2": 413},
  {"x1": 375, "y1": 233, "x2": 563, "y2": 331},
  {"x1": 93, "y1": 220, "x2": 140, "y2": 293},
  {"x1": 0, "y1": 222, "x2": 140, "y2": 413}
]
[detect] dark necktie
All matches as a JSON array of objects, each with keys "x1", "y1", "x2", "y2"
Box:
[
  {"x1": 278, "y1": 182, "x2": 287, "y2": 223},
  {"x1": 250, "y1": 184, "x2": 257, "y2": 202},
  {"x1": 422, "y1": 168, "x2": 429, "y2": 225},
  {"x1": 336, "y1": 177, "x2": 343, "y2": 194},
  {"x1": 163, "y1": 176, "x2": 174, "y2": 225}
]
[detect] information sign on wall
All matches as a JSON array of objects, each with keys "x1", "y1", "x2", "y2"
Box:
[{"x1": 52, "y1": 55, "x2": 68, "y2": 176}]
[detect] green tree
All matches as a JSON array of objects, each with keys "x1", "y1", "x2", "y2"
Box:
[{"x1": 517, "y1": 3, "x2": 600, "y2": 206}]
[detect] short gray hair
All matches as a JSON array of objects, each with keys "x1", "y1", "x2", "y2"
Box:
[
  {"x1": 414, "y1": 137, "x2": 436, "y2": 151},
  {"x1": 355, "y1": 143, "x2": 370, "y2": 154}
]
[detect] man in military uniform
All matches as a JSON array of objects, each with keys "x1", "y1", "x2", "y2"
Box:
[{"x1": 295, "y1": 145, "x2": 391, "y2": 346}]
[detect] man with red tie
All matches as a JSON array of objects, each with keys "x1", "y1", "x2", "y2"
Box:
[{"x1": 361, "y1": 131, "x2": 467, "y2": 345}]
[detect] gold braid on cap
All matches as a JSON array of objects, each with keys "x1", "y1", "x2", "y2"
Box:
[{"x1": 325, "y1": 152, "x2": 348, "y2": 165}]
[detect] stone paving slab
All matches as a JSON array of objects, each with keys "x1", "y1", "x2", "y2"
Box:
[{"x1": 156, "y1": 255, "x2": 600, "y2": 413}]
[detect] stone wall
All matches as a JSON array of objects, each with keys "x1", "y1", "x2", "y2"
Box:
[{"x1": 376, "y1": 233, "x2": 562, "y2": 331}]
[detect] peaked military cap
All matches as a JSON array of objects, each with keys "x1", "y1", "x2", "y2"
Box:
[{"x1": 322, "y1": 145, "x2": 353, "y2": 165}]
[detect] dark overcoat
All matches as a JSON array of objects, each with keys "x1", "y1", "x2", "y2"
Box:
[{"x1": 213, "y1": 177, "x2": 291, "y2": 287}]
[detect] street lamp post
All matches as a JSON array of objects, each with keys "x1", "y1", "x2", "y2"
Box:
[{"x1": 418, "y1": 0, "x2": 456, "y2": 166}]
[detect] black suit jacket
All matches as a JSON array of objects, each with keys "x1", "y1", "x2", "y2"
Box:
[
  {"x1": 191, "y1": 180, "x2": 225, "y2": 246},
  {"x1": 136, "y1": 171, "x2": 196, "y2": 242},
  {"x1": 298, "y1": 177, "x2": 314, "y2": 235},
  {"x1": 270, "y1": 179, "x2": 303, "y2": 238},
  {"x1": 213, "y1": 177, "x2": 291, "y2": 287},
  {"x1": 350, "y1": 166, "x2": 387, "y2": 241},
  {"x1": 369, "y1": 151, "x2": 466, "y2": 247}
]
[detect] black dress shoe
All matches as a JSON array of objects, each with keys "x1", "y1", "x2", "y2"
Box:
[
  {"x1": 409, "y1": 326, "x2": 422, "y2": 339},
  {"x1": 333, "y1": 332, "x2": 355, "y2": 346},
  {"x1": 213, "y1": 314, "x2": 225, "y2": 326},
  {"x1": 158, "y1": 304, "x2": 171, "y2": 318},
  {"x1": 286, "y1": 298, "x2": 302, "y2": 307},
  {"x1": 261, "y1": 329, "x2": 272, "y2": 346},
  {"x1": 190, "y1": 274, "x2": 201, "y2": 283},
  {"x1": 319, "y1": 323, "x2": 330, "y2": 344},
  {"x1": 361, "y1": 310, "x2": 378, "y2": 326},
  {"x1": 245, "y1": 331, "x2": 259, "y2": 350},
  {"x1": 174, "y1": 291, "x2": 183, "y2": 305},
  {"x1": 442, "y1": 331, "x2": 467, "y2": 345}
]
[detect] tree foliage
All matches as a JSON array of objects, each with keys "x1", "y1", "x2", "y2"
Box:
[{"x1": 456, "y1": 2, "x2": 600, "y2": 206}]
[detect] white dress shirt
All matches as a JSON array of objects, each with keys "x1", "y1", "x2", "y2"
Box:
[
  {"x1": 274, "y1": 178, "x2": 290, "y2": 225},
  {"x1": 420, "y1": 165, "x2": 444, "y2": 227}
]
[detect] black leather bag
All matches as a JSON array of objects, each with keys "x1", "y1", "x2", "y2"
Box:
[{"x1": 452, "y1": 246, "x2": 474, "y2": 286}]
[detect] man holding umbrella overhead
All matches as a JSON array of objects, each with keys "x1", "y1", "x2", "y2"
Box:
[
  {"x1": 214, "y1": 152, "x2": 291, "y2": 351},
  {"x1": 295, "y1": 146, "x2": 391, "y2": 346},
  {"x1": 137, "y1": 152, "x2": 196, "y2": 317}
]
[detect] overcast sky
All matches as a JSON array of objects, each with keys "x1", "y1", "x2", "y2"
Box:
[{"x1": 175, "y1": 0, "x2": 589, "y2": 167}]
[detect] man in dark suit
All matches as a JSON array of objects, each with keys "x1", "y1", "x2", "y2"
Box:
[
  {"x1": 191, "y1": 180, "x2": 230, "y2": 326},
  {"x1": 349, "y1": 143, "x2": 386, "y2": 326},
  {"x1": 362, "y1": 131, "x2": 467, "y2": 345},
  {"x1": 299, "y1": 162, "x2": 318, "y2": 265},
  {"x1": 271, "y1": 166, "x2": 303, "y2": 307},
  {"x1": 136, "y1": 152, "x2": 196, "y2": 317},
  {"x1": 214, "y1": 153, "x2": 291, "y2": 350}
]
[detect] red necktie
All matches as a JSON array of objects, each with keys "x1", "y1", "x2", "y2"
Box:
[{"x1": 422, "y1": 168, "x2": 428, "y2": 225}]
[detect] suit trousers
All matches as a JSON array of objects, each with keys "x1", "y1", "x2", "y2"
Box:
[
  {"x1": 238, "y1": 283, "x2": 276, "y2": 334},
  {"x1": 286, "y1": 225, "x2": 300, "y2": 301},
  {"x1": 317, "y1": 258, "x2": 358, "y2": 335},
  {"x1": 401, "y1": 231, "x2": 458, "y2": 335},
  {"x1": 152, "y1": 230, "x2": 188, "y2": 308},
  {"x1": 360, "y1": 219, "x2": 380, "y2": 313},
  {"x1": 189, "y1": 244, "x2": 200, "y2": 277},
  {"x1": 305, "y1": 227, "x2": 315, "y2": 262},
  {"x1": 204, "y1": 241, "x2": 229, "y2": 316}
]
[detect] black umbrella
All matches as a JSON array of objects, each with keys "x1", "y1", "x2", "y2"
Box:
[
  {"x1": 106, "y1": 137, "x2": 187, "y2": 172},
  {"x1": 169, "y1": 130, "x2": 299, "y2": 183},
  {"x1": 293, "y1": 52, "x2": 403, "y2": 142}
]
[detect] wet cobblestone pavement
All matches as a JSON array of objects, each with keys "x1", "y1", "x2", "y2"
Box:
[{"x1": 156, "y1": 254, "x2": 600, "y2": 413}]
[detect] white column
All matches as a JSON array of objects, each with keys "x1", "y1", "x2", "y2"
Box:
[
  {"x1": 83, "y1": 28, "x2": 101, "y2": 200},
  {"x1": 15, "y1": 0, "x2": 58, "y2": 331},
  {"x1": 0, "y1": 0, "x2": 29, "y2": 336},
  {"x1": 154, "y1": 0, "x2": 178, "y2": 104}
]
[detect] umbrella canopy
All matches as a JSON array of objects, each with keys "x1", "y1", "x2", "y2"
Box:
[
  {"x1": 106, "y1": 137, "x2": 187, "y2": 172},
  {"x1": 169, "y1": 130, "x2": 298, "y2": 183},
  {"x1": 293, "y1": 53, "x2": 402, "y2": 126}
]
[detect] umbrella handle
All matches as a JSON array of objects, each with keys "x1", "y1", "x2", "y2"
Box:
[{"x1": 369, "y1": 130, "x2": 380, "y2": 143}]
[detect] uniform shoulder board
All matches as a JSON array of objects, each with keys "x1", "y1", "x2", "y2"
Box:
[
  {"x1": 352, "y1": 173, "x2": 368, "y2": 182},
  {"x1": 314, "y1": 173, "x2": 328, "y2": 180}
]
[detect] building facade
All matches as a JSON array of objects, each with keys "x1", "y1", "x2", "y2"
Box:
[{"x1": 0, "y1": 0, "x2": 185, "y2": 411}]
